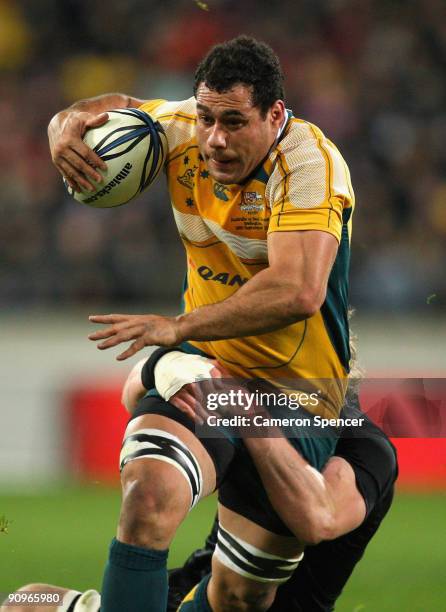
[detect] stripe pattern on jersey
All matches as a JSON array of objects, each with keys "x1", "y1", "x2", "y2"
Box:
[
  {"x1": 120, "y1": 428, "x2": 203, "y2": 508},
  {"x1": 215, "y1": 524, "x2": 303, "y2": 583},
  {"x1": 172, "y1": 208, "x2": 268, "y2": 260}
]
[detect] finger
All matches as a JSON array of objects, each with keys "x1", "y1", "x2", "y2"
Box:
[
  {"x1": 184, "y1": 382, "x2": 199, "y2": 398},
  {"x1": 55, "y1": 160, "x2": 80, "y2": 191},
  {"x1": 58, "y1": 156, "x2": 98, "y2": 192},
  {"x1": 170, "y1": 396, "x2": 203, "y2": 424},
  {"x1": 96, "y1": 326, "x2": 145, "y2": 349},
  {"x1": 201, "y1": 376, "x2": 224, "y2": 397},
  {"x1": 73, "y1": 141, "x2": 107, "y2": 173},
  {"x1": 117, "y1": 337, "x2": 148, "y2": 361},
  {"x1": 181, "y1": 385, "x2": 209, "y2": 422},
  {"x1": 196, "y1": 403, "x2": 209, "y2": 423},
  {"x1": 88, "y1": 322, "x2": 134, "y2": 341},
  {"x1": 86, "y1": 111, "x2": 109, "y2": 129},
  {"x1": 170, "y1": 389, "x2": 205, "y2": 422},
  {"x1": 88, "y1": 326, "x2": 117, "y2": 341},
  {"x1": 57, "y1": 143, "x2": 104, "y2": 186},
  {"x1": 88, "y1": 317, "x2": 135, "y2": 341},
  {"x1": 64, "y1": 176, "x2": 80, "y2": 193},
  {"x1": 65, "y1": 147, "x2": 105, "y2": 184},
  {"x1": 180, "y1": 389, "x2": 200, "y2": 409},
  {"x1": 172, "y1": 389, "x2": 199, "y2": 415},
  {"x1": 89, "y1": 314, "x2": 129, "y2": 324},
  {"x1": 210, "y1": 366, "x2": 224, "y2": 379},
  {"x1": 211, "y1": 361, "x2": 231, "y2": 377},
  {"x1": 56, "y1": 159, "x2": 84, "y2": 193},
  {"x1": 81, "y1": 112, "x2": 109, "y2": 171},
  {"x1": 213, "y1": 377, "x2": 227, "y2": 394}
]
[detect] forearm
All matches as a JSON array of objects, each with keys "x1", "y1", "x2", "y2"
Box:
[
  {"x1": 176, "y1": 267, "x2": 314, "y2": 342},
  {"x1": 48, "y1": 93, "x2": 143, "y2": 135},
  {"x1": 243, "y1": 435, "x2": 337, "y2": 545}
]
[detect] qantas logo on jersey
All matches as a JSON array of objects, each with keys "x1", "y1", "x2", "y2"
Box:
[{"x1": 197, "y1": 266, "x2": 247, "y2": 286}]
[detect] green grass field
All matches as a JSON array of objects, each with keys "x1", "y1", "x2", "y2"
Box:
[{"x1": 1, "y1": 487, "x2": 445, "y2": 611}]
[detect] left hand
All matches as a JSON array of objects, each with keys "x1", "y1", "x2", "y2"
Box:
[{"x1": 88, "y1": 313, "x2": 182, "y2": 360}]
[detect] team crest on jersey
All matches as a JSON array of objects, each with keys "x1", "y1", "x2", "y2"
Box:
[
  {"x1": 240, "y1": 191, "x2": 263, "y2": 211},
  {"x1": 177, "y1": 166, "x2": 198, "y2": 190},
  {"x1": 214, "y1": 182, "x2": 230, "y2": 201}
]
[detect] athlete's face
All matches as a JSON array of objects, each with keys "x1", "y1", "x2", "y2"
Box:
[{"x1": 195, "y1": 83, "x2": 285, "y2": 184}]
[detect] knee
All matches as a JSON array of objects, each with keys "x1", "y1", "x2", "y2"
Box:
[{"x1": 118, "y1": 460, "x2": 190, "y2": 548}]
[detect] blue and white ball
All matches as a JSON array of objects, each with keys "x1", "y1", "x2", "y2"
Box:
[{"x1": 66, "y1": 108, "x2": 167, "y2": 208}]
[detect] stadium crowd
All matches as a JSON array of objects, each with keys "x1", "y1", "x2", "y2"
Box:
[{"x1": 1, "y1": 0, "x2": 445, "y2": 310}]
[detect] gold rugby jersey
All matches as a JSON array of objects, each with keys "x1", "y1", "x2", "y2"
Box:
[{"x1": 139, "y1": 98, "x2": 355, "y2": 418}]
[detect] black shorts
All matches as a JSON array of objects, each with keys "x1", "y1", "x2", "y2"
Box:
[{"x1": 130, "y1": 395, "x2": 304, "y2": 536}]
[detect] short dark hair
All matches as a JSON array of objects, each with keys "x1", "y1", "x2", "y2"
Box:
[{"x1": 193, "y1": 35, "x2": 285, "y2": 116}]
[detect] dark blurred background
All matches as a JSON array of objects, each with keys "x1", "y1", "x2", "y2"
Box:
[{"x1": 1, "y1": 0, "x2": 445, "y2": 312}]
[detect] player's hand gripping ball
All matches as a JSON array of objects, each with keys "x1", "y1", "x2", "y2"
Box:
[{"x1": 65, "y1": 108, "x2": 167, "y2": 207}]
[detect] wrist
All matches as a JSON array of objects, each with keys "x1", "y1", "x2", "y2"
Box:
[
  {"x1": 174, "y1": 313, "x2": 190, "y2": 344},
  {"x1": 48, "y1": 111, "x2": 67, "y2": 138}
]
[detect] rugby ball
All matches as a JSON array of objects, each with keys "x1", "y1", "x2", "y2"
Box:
[{"x1": 65, "y1": 108, "x2": 167, "y2": 208}]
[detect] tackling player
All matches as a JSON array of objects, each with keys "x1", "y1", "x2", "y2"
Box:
[{"x1": 48, "y1": 36, "x2": 355, "y2": 611}]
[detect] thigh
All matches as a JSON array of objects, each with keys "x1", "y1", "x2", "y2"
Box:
[{"x1": 119, "y1": 408, "x2": 220, "y2": 547}]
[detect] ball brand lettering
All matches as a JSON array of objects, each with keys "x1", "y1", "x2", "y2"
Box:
[
  {"x1": 197, "y1": 265, "x2": 247, "y2": 286},
  {"x1": 84, "y1": 163, "x2": 133, "y2": 203}
]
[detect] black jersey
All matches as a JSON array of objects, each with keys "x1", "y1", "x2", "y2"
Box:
[{"x1": 271, "y1": 408, "x2": 398, "y2": 611}]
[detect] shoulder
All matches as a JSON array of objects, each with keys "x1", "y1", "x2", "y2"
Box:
[
  {"x1": 275, "y1": 117, "x2": 350, "y2": 176},
  {"x1": 265, "y1": 116, "x2": 354, "y2": 214},
  {"x1": 139, "y1": 97, "x2": 196, "y2": 123},
  {"x1": 139, "y1": 97, "x2": 197, "y2": 156}
]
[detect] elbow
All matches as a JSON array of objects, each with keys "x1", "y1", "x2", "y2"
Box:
[
  {"x1": 295, "y1": 511, "x2": 337, "y2": 546},
  {"x1": 286, "y1": 287, "x2": 326, "y2": 320}
]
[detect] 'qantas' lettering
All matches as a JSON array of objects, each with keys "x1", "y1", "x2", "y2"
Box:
[{"x1": 197, "y1": 266, "x2": 248, "y2": 287}]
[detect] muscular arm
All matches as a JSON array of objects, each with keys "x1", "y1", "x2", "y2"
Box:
[
  {"x1": 176, "y1": 230, "x2": 337, "y2": 340},
  {"x1": 89, "y1": 230, "x2": 338, "y2": 359},
  {"x1": 48, "y1": 93, "x2": 146, "y2": 192},
  {"x1": 243, "y1": 435, "x2": 366, "y2": 545}
]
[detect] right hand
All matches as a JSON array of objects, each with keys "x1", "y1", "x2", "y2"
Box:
[{"x1": 48, "y1": 111, "x2": 109, "y2": 192}]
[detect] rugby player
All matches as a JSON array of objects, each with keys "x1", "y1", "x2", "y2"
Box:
[{"x1": 48, "y1": 37, "x2": 355, "y2": 611}]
